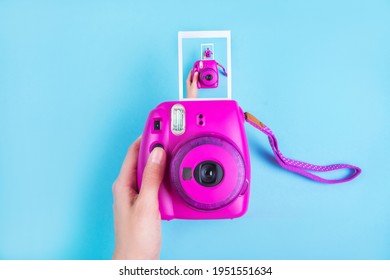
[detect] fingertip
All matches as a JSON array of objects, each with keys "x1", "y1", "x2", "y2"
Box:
[
  {"x1": 150, "y1": 146, "x2": 166, "y2": 165},
  {"x1": 128, "y1": 136, "x2": 141, "y2": 154},
  {"x1": 193, "y1": 71, "x2": 199, "y2": 83}
]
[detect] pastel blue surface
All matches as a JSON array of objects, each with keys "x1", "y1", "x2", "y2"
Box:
[{"x1": 0, "y1": 0, "x2": 389, "y2": 260}]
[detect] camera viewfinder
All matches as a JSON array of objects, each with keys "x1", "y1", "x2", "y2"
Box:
[{"x1": 154, "y1": 120, "x2": 161, "y2": 131}]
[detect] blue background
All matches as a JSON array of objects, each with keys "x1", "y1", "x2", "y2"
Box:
[{"x1": 0, "y1": 0, "x2": 389, "y2": 260}]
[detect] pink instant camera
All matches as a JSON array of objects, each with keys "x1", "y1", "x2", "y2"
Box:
[
  {"x1": 191, "y1": 60, "x2": 221, "y2": 89},
  {"x1": 137, "y1": 100, "x2": 250, "y2": 220}
]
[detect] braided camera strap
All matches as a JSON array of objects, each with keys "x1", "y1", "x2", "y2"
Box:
[
  {"x1": 216, "y1": 62, "x2": 228, "y2": 76},
  {"x1": 244, "y1": 112, "x2": 361, "y2": 184}
]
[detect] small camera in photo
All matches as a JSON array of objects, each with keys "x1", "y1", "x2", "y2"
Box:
[{"x1": 201, "y1": 43, "x2": 214, "y2": 60}]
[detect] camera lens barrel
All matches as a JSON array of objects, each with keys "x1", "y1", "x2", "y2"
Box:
[
  {"x1": 199, "y1": 68, "x2": 218, "y2": 86},
  {"x1": 205, "y1": 74, "x2": 213, "y2": 81},
  {"x1": 194, "y1": 161, "x2": 224, "y2": 187}
]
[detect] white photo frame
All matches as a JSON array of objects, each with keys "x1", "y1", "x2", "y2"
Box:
[{"x1": 178, "y1": 30, "x2": 232, "y2": 100}]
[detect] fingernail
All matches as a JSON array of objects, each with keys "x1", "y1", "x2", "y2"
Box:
[{"x1": 150, "y1": 147, "x2": 164, "y2": 164}]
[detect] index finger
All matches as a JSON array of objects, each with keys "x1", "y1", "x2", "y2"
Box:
[
  {"x1": 115, "y1": 136, "x2": 141, "y2": 193},
  {"x1": 186, "y1": 70, "x2": 192, "y2": 87}
]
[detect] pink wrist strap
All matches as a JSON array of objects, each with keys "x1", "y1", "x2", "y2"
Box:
[
  {"x1": 244, "y1": 112, "x2": 361, "y2": 184},
  {"x1": 216, "y1": 62, "x2": 228, "y2": 76}
]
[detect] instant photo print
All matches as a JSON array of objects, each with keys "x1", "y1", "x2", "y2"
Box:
[{"x1": 178, "y1": 31, "x2": 232, "y2": 100}]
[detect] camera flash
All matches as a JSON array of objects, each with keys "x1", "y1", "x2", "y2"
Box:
[{"x1": 171, "y1": 104, "x2": 185, "y2": 135}]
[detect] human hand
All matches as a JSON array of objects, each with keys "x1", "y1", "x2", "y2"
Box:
[
  {"x1": 186, "y1": 70, "x2": 199, "y2": 98},
  {"x1": 112, "y1": 137, "x2": 166, "y2": 260}
]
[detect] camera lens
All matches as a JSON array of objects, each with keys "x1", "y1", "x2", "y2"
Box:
[
  {"x1": 205, "y1": 74, "x2": 213, "y2": 81},
  {"x1": 201, "y1": 163, "x2": 217, "y2": 183},
  {"x1": 194, "y1": 161, "x2": 224, "y2": 187}
]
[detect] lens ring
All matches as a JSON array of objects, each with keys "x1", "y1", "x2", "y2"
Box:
[
  {"x1": 199, "y1": 68, "x2": 218, "y2": 86},
  {"x1": 170, "y1": 136, "x2": 246, "y2": 211}
]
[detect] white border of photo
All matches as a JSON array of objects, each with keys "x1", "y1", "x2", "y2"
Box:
[{"x1": 178, "y1": 30, "x2": 232, "y2": 101}]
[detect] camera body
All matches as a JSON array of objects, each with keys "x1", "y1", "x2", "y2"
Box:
[
  {"x1": 137, "y1": 100, "x2": 251, "y2": 220},
  {"x1": 191, "y1": 60, "x2": 219, "y2": 89}
]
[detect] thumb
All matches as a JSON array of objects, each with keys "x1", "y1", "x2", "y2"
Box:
[
  {"x1": 192, "y1": 71, "x2": 199, "y2": 85},
  {"x1": 139, "y1": 147, "x2": 166, "y2": 200}
]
